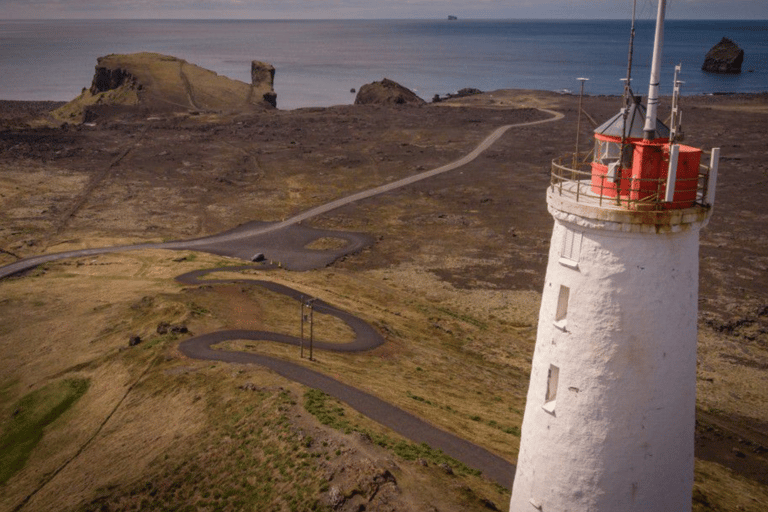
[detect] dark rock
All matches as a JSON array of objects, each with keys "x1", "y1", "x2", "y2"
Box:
[
  {"x1": 456, "y1": 87, "x2": 483, "y2": 97},
  {"x1": 354, "y1": 78, "x2": 426, "y2": 106},
  {"x1": 171, "y1": 324, "x2": 188, "y2": 334},
  {"x1": 702, "y1": 38, "x2": 744, "y2": 74},
  {"x1": 438, "y1": 462, "x2": 454, "y2": 475},
  {"x1": 481, "y1": 498, "x2": 501, "y2": 511},
  {"x1": 372, "y1": 469, "x2": 397, "y2": 485},
  {"x1": 129, "y1": 335, "x2": 142, "y2": 346},
  {"x1": 90, "y1": 66, "x2": 136, "y2": 95},
  {"x1": 251, "y1": 60, "x2": 277, "y2": 108},
  {"x1": 433, "y1": 87, "x2": 483, "y2": 103},
  {"x1": 157, "y1": 322, "x2": 188, "y2": 335}
]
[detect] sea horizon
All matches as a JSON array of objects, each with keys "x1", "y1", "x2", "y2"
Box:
[{"x1": 2, "y1": 18, "x2": 766, "y2": 109}]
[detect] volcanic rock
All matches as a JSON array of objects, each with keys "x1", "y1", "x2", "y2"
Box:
[
  {"x1": 354, "y1": 78, "x2": 425, "y2": 106},
  {"x1": 52, "y1": 52, "x2": 276, "y2": 123},
  {"x1": 251, "y1": 60, "x2": 277, "y2": 108},
  {"x1": 702, "y1": 38, "x2": 744, "y2": 74}
]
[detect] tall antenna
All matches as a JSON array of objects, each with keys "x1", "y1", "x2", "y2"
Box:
[
  {"x1": 618, "y1": 0, "x2": 638, "y2": 179},
  {"x1": 643, "y1": 0, "x2": 667, "y2": 140},
  {"x1": 669, "y1": 64, "x2": 684, "y2": 143},
  {"x1": 574, "y1": 77, "x2": 589, "y2": 169}
]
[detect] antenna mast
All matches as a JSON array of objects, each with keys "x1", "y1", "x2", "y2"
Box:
[
  {"x1": 618, "y1": 0, "x2": 638, "y2": 177},
  {"x1": 643, "y1": 0, "x2": 667, "y2": 140},
  {"x1": 669, "y1": 64, "x2": 684, "y2": 143}
]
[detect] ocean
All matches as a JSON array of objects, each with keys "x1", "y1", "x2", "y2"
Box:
[{"x1": 0, "y1": 19, "x2": 766, "y2": 109}]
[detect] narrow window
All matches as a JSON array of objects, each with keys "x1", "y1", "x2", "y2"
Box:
[
  {"x1": 546, "y1": 365, "x2": 559, "y2": 403},
  {"x1": 553, "y1": 285, "x2": 570, "y2": 331},
  {"x1": 560, "y1": 229, "x2": 582, "y2": 267},
  {"x1": 543, "y1": 364, "x2": 560, "y2": 414},
  {"x1": 555, "y1": 285, "x2": 570, "y2": 322}
]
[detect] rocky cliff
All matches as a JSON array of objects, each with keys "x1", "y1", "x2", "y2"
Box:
[{"x1": 53, "y1": 53, "x2": 277, "y2": 123}]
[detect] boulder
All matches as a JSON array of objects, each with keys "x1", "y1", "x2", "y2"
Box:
[
  {"x1": 702, "y1": 37, "x2": 744, "y2": 74},
  {"x1": 157, "y1": 321, "x2": 188, "y2": 335},
  {"x1": 354, "y1": 78, "x2": 425, "y2": 106}
]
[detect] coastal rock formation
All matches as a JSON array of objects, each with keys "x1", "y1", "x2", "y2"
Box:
[
  {"x1": 702, "y1": 38, "x2": 744, "y2": 74},
  {"x1": 354, "y1": 78, "x2": 425, "y2": 106},
  {"x1": 432, "y1": 87, "x2": 483, "y2": 103},
  {"x1": 251, "y1": 60, "x2": 277, "y2": 108},
  {"x1": 52, "y1": 52, "x2": 276, "y2": 122}
]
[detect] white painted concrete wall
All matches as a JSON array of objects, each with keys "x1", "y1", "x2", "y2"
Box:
[{"x1": 509, "y1": 205, "x2": 706, "y2": 512}]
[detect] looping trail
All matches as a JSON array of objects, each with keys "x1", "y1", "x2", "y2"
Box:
[{"x1": 176, "y1": 266, "x2": 516, "y2": 487}]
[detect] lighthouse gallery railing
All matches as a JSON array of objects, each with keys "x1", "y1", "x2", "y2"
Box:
[{"x1": 550, "y1": 150, "x2": 716, "y2": 211}]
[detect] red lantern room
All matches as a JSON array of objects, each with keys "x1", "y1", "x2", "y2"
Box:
[{"x1": 590, "y1": 96, "x2": 702, "y2": 210}]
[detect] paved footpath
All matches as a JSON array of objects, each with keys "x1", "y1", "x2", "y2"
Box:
[
  {"x1": 177, "y1": 267, "x2": 516, "y2": 487},
  {"x1": 0, "y1": 108, "x2": 563, "y2": 279}
]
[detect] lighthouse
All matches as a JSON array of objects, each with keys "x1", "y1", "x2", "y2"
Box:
[{"x1": 509, "y1": 2, "x2": 720, "y2": 511}]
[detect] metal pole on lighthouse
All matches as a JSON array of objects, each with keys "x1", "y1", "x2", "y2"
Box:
[{"x1": 643, "y1": 0, "x2": 666, "y2": 140}]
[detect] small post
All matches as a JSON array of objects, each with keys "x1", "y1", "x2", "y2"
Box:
[
  {"x1": 299, "y1": 294, "x2": 304, "y2": 358},
  {"x1": 574, "y1": 78, "x2": 589, "y2": 170},
  {"x1": 309, "y1": 300, "x2": 315, "y2": 361},
  {"x1": 705, "y1": 148, "x2": 720, "y2": 207}
]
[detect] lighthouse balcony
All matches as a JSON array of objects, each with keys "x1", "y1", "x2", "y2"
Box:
[{"x1": 550, "y1": 148, "x2": 718, "y2": 219}]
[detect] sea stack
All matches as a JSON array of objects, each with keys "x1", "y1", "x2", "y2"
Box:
[
  {"x1": 702, "y1": 37, "x2": 744, "y2": 74},
  {"x1": 251, "y1": 60, "x2": 277, "y2": 107}
]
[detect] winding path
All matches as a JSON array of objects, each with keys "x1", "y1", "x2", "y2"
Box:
[
  {"x1": 1, "y1": 108, "x2": 565, "y2": 487},
  {"x1": 176, "y1": 267, "x2": 515, "y2": 486}
]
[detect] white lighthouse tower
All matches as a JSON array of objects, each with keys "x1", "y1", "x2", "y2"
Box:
[{"x1": 509, "y1": 2, "x2": 720, "y2": 510}]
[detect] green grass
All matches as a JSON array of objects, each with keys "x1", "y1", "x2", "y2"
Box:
[
  {"x1": 80, "y1": 386, "x2": 331, "y2": 512},
  {"x1": 0, "y1": 378, "x2": 89, "y2": 484}
]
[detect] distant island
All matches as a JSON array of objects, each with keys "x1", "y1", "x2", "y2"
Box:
[{"x1": 448, "y1": 15, "x2": 458, "y2": 20}]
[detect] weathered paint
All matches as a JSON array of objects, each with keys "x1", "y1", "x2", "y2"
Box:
[{"x1": 509, "y1": 191, "x2": 710, "y2": 511}]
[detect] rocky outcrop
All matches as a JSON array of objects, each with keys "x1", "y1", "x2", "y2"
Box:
[
  {"x1": 90, "y1": 67, "x2": 137, "y2": 94},
  {"x1": 354, "y1": 78, "x2": 425, "y2": 106},
  {"x1": 702, "y1": 38, "x2": 744, "y2": 74},
  {"x1": 251, "y1": 60, "x2": 277, "y2": 108},
  {"x1": 52, "y1": 52, "x2": 277, "y2": 123},
  {"x1": 432, "y1": 87, "x2": 483, "y2": 103}
]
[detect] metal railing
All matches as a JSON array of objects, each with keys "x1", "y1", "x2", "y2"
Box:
[{"x1": 550, "y1": 150, "x2": 715, "y2": 211}]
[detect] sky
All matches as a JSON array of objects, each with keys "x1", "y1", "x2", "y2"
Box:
[{"x1": 1, "y1": 0, "x2": 767, "y2": 20}]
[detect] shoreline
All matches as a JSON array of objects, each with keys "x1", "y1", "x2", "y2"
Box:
[{"x1": 2, "y1": 90, "x2": 767, "y2": 120}]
